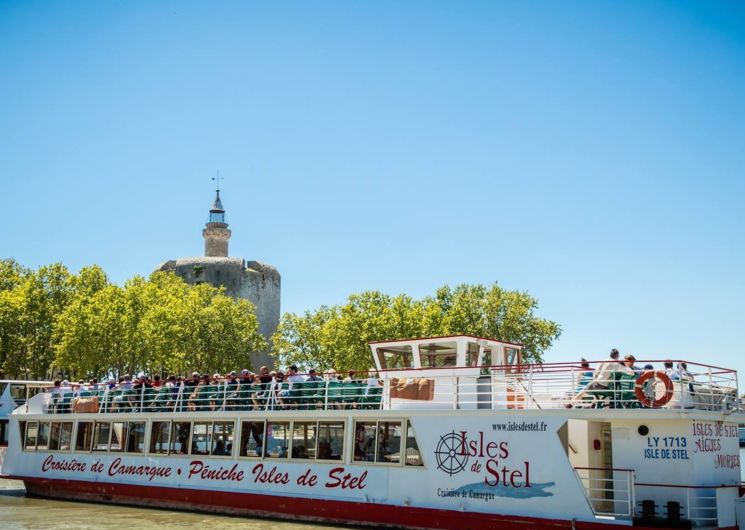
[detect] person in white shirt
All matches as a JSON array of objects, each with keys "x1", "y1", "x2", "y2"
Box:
[
  {"x1": 568, "y1": 348, "x2": 631, "y2": 407},
  {"x1": 278, "y1": 365, "x2": 306, "y2": 407}
]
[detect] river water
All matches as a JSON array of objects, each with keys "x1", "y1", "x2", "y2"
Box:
[{"x1": 0, "y1": 478, "x2": 328, "y2": 530}]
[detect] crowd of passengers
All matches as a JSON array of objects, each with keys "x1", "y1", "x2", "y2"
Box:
[
  {"x1": 566, "y1": 348, "x2": 696, "y2": 408},
  {"x1": 47, "y1": 365, "x2": 382, "y2": 413}
]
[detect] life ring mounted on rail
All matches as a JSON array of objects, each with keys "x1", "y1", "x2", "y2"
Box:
[{"x1": 634, "y1": 371, "x2": 674, "y2": 408}]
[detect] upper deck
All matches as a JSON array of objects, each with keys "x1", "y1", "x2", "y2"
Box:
[{"x1": 16, "y1": 336, "x2": 740, "y2": 417}]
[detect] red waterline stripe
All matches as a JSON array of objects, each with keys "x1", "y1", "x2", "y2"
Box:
[{"x1": 9, "y1": 474, "x2": 640, "y2": 530}]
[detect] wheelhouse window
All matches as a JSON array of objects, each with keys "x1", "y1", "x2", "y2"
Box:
[
  {"x1": 376, "y1": 345, "x2": 413, "y2": 370},
  {"x1": 93, "y1": 422, "x2": 111, "y2": 451},
  {"x1": 505, "y1": 347, "x2": 520, "y2": 367},
  {"x1": 76, "y1": 421, "x2": 94, "y2": 452},
  {"x1": 466, "y1": 342, "x2": 480, "y2": 367},
  {"x1": 418, "y1": 341, "x2": 457, "y2": 368},
  {"x1": 24, "y1": 421, "x2": 38, "y2": 451},
  {"x1": 240, "y1": 421, "x2": 265, "y2": 458},
  {"x1": 265, "y1": 421, "x2": 289, "y2": 458},
  {"x1": 150, "y1": 421, "x2": 170, "y2": 454}
]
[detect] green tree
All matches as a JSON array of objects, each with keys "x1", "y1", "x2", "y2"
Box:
[{"x1": 273, "y1": 282, "x2": 561, "y2": 371}]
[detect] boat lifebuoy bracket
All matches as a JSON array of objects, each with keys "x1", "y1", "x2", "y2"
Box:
[{"x1": 635, "y1": 371, "x2": 674, "y2": 408}]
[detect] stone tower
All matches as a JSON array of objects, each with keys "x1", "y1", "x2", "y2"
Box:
[
  {"x1": 156, "y1": 188, "x2": 281, "y2": 370},
  {"x1": 203, "y1": 190, "x2": 231, "y2": 257}
]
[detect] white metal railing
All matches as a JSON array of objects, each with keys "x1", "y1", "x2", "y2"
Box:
[
  {"x1": 574, "y1": 467, "x2": 634, "y2": 518},
  {"x1": 633, "y1": 482, "x2": 736, "y2": 528},
  {"x1": 40, "y1": 360, "x2": 739, "y2": 415}
]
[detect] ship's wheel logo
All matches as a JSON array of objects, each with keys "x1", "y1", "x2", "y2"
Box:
[{"x1": 435, "y1": 431, "x2": 469, "y2": 476}]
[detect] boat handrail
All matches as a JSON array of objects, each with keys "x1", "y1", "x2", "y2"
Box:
[{"x1": 23, "y1": 359, "x2": 739, "y2": 415}]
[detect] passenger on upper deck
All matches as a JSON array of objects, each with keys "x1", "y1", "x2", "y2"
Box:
[
  {"x1": 624, "y1": 355, "x2": 642, "y2": 377},
  {"x1": 664, "y1": 361, "x2": 679, "y2": 381},
  {"x1": 278, "y1": 365, "x2": 306, "y2": 407},
  {"x1": 343, "y1": 370, "x2": 356, "y2": 383},
  {"x1": 567, "y1": 349, "x2": 632, "y2": 407},
  {"x1": 120, "y1": 375, "x2": 134, "y2": 390},
  {"x1": 675, "y1": 362, "x2": 694, "y2": 380},
  {"x1": 184, "y1": 372, "x2": 200, "y2": 388},
  {"x1": 307, "y1": 369, "x2": 322, "y2": 382}
]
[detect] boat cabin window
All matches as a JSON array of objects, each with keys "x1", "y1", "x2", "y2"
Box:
[
  {"x1": 240, "y1": 421, "x2": 265, "y2": 458},
  {"x1": 93, "y1": 422, "x2": 111, "y2": 451},
  {"x1": 265, "y1": 421, "x2": 290, "y2": 458},
  {"x1": 170, "y1": 421, "x2": 191, "y2": 455},
  {"x1": 404, "y1": 421, "x2": 423, "y2": 466},
  {"x1": 212, "y1": 421, "x2": 234, "y2": 456},
  {"x1": 127, "y1": 422, "x2": 146, "y2": 453},
  {"x1": 24, "y1": 421, "x2": 38, "y2": 451},
  {"x1": 318, "y1": 421, "x2": 344, "y2": 461},
  {"x1": 150, "y1": 421, "x2": 170, "y2": 454},
  {"x1": 49, "y1": 421, "x2": 73, "y2": 451},
  {"x1": 419, "y1": 341, "x2": 458, "y2": 368},
  {"x1": 353, "y1": 420, "x2": 403, "y2": 464},
  {"x1": 110, "y1": 422, "x2": 128, "y2": 452},
  {"x1": 192, "y1": 422, "x2": 212, "y2": 455},
  {"x1": 291, "y1": 422, "x2": 316, "y2": 459},
  {"x1": 76, "y1": 421, "x2": 94, "y2": 452},
  {"x1": 36, "y1": 421, "x2": 51, "y2": 451},
  {"x1": 376, "y1": 345, "x2": 413, "y2": 370},
  {"x1": 0, "y1": 420, "x2": 7, "y2": 447}
]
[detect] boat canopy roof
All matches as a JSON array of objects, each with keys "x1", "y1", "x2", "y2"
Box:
[{"x1": 369, "y1": 335, "x2": 522, "y2": 372}]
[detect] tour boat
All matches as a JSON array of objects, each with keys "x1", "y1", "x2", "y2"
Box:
[{"x1": 1, "y1": 335, "x2": 743, "y2": 530}]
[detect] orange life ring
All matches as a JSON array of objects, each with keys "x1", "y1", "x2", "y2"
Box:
[{"x1": 634, "y1": 371, "x2": 674, "y2": 407}]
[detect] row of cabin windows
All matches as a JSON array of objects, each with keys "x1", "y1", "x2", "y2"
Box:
[
  {"x1": 20, "y1": 419, "x2": 423, "y2": 467},
  {"x1": 377, "y1": 341, "x2": 520, "y2": 370}
]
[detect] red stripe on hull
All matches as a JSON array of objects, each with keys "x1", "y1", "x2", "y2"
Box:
[{"x1": 14, "y1": 475, "x2": 678, "y2": 530}]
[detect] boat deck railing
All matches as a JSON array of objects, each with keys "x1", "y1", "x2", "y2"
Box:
[
  {"x1": 38, "y1": 360, "x2": 738, "y2": 415},
  {"x1": 574, "y1": 466, "x2": 735, "y2": 528}
]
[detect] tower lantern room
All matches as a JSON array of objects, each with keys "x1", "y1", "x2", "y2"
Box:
[{"x1": 202, "y1": 189, "x2": 231, "y2": 257}]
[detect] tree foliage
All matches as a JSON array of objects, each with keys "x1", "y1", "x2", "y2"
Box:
[
  {"x1": 0, "y1": 259, "x2": 265, "y2": 380},
  {"x1": 273, "y1": 283, "x2": 561, "y2": 371}
]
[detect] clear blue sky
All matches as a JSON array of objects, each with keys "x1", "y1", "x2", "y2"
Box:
[{"x1": 1, "y1": 1, "x2": 743, "y2": 373}]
